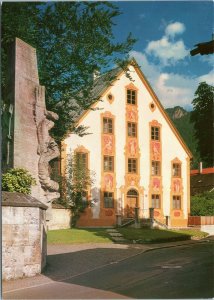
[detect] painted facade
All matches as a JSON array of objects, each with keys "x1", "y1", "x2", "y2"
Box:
[{"x1": 62, "y1": 61, "x2": 192, "y2": 228}]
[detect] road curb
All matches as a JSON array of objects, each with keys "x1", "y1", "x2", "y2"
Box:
[{"x1": 142, "y1": 239, "x2": 213, "y2": 253}]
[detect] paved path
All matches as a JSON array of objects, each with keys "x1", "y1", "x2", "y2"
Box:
[
  {"x1": 3, "y1": 237, "x2": 213, "y2": 299},
  {"x1": 106, "y1": 228, "x2": 129, "y2": 243}
]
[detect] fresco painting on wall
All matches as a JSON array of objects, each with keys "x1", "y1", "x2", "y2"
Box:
[
  {"x1": 173, "y1": 179, "x2": 181, "y2": 193},
  {"x1": 105, "y1": 209, "x2": 113, "y2": 216},
  {"x1": 128, "y1": 139, "x2": 137, "y2": 156},
  {"x1": 104, "y1": 174, "x2": 113, "y2": 190},
  {"x1": 152, "y1": 178, "x2": 160, "y2": 192},
  {"x1": 127, "y1": 108, "x2": 137, "y2": 122},
  {"x1": 151, "y1": 141, "x2": 161, "y2": 161},
  {"x1": 174, "y1": 211, "x2": 181, "y2": 217},
  {"x1": 128, "y1": 175, "x2": 136, "y2": 186},
  {"x1": 103, "y1": 135, "x2": 114, "y2": 155}
]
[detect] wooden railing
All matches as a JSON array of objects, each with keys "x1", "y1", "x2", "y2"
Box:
[{"x1": 188, "y1": 216, "x2": 214, "y2": 226}]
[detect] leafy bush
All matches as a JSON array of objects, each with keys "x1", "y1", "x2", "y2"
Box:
[
  {"x1": 2, "y1": 168, "x2": 36, "y2": 194},
  {"x1": 191, "y1": 191, "x2": 214, "y2": 216},
  {"x1": 62, "y1": 152, "x2": 95, "y2": 227}
]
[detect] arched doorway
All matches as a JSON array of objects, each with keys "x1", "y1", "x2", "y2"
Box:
[{"x1": 125, "y1": 189, "x2": 139, "y2": 218}]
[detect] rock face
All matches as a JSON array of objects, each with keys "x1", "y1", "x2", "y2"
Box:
[
  {"x1": 2, "y1": 38, "x2": 59, "y2": 219},
  {"x1": 172, "y1": 107, "x2": 187, "y2": 119}
]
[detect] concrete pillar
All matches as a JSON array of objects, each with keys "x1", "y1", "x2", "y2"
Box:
[
  {"x1": 149, "y1": 207, "x2": 154, "y2": 228},
  {"x1": 134, "y1": 207, "x2": 140, "y2": 228},
  {"x1": 166, "y1": 215, "x2": 170, "y2": 228},
  {"x1": 116, "y1": 214, "x2": 122, "y2": 227}
]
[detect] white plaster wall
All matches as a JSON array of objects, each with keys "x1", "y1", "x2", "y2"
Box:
[
  {"x1": 48, "y1": 208, "x2": 72, "y2": 230},
  {"x1": 64, "y1": 65, "x2": 189, "y2": 218}
]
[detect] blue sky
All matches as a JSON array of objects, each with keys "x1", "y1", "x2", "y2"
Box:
[{"x1": 112, "y1": 1, "x2": 214, "y2": 110}]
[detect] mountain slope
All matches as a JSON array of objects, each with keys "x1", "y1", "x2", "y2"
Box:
[{"x1": 165, "y1": 106, "x2": 199, "y2": 165}]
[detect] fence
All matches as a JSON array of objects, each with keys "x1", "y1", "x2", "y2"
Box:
[{"x1": 188, "y1": 216, "x2": 214, "y2": 226}]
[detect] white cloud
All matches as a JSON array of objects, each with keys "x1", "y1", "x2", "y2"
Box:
[
  {"x1": 200, "y1": 55, "x2": 214, "y2": 67},
  {"x1": 130, "y1": 50, "x2": 160, "y2": 82},
  {"x1": 130, "y1": 50, "x2": 213, "y2": 109},
  {"x1": 165, "y1": 22, "x2": 185, "y2": 38},
  {"x1": 129, "y1": 50, "x2": 213, "y2": 109},
  {"x1": 145, "y1": 22, "x2": 189, "y2": 66},
  {"x1": 155, "y1": 73, "x2": 197, "y2": 108},
  {"x1": 146, "y1": 37, "x2": 188, "y2": 66},
  {"x1": 198, "y1": 70, "x2": 214, "y2": 85}
]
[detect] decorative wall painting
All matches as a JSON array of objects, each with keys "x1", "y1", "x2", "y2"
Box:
[
  {"x1": 173, "y1": 179, "x2": 181, "y2": 193},
  {"x1": 151, "y1": 141, "x2": 161, "y2": 160},
  {"x1": 104, "y1": 174, "x2": 113, "y2": 190},
  {"x1": 152, "y1": 178, "x2": 160, "y2": 192},
  {"x1": 103, "y1": 135, "x2": 114, "y2": 155}
]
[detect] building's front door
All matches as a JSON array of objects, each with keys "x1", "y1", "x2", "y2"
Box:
[{"x1": 125, "y1": 197, "x2": 137, "y2": 218}]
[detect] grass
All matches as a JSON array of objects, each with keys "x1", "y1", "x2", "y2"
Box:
[
  {"x1": 47, "y1": 228, "x2": 113, "y2": 244},
  {"x1": 47, "y1": 227, "x2": 209, "y2": 245},
  {"x1": 117, "y1": 227, "x2": 208, "y2": 243},
  {"x1": 172, "y1": 229, "x2": 208, "y2": 239}
]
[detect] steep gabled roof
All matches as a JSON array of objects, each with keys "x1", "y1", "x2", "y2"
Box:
[
  {"x1": 131, "y1": 59, "x2": 193, "y2": 158},
  {"x1": 65, "y1": 58, "x2": 192, "y2": 158},
  {"x1": 90, "y1": 66, "x2": 122, "y2": 100},
  {"x1": 59, "y1": 66, "x2": 123, "y2": 124}
]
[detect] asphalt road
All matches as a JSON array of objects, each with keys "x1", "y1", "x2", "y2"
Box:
[{"x1": 3, "y1": 241, "x2": 214, "y2": 299}]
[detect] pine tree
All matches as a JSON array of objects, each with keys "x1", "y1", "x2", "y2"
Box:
[{"x1": 191, "y1": 82, "x2": 214, "y2": 167}]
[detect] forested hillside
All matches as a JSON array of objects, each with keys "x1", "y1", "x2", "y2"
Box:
[{"x1": 165, "y1": 106, "x2": 199, "y2": 168}]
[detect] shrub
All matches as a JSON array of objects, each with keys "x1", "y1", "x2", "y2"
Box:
[
  {"x1": 62, "y1": 152, "x2": 95, "y2": 227},
  {"x1": 2, "y1": 168, "x2": 36, "y2": 194},
  {"x1": 191, "y1": 191, "x2": 214, "y2": 216}
]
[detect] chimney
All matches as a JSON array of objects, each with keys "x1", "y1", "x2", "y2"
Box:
[{"x1": 199, "y1": 162, "x2": 203, "y2": 174}]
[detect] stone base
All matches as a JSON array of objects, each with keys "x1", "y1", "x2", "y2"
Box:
[{"x1": 2, "y1": 192, "x2": 47, "y2": 281}]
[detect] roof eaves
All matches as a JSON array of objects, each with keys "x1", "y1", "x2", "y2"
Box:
[
  {"x1": 63, "y1": 67, "x2": 124, "y2": 139},
  {"x1": 132, "y1": 61, "x2": 193, "y2": 158}
]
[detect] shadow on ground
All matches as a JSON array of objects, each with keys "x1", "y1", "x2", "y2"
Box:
[
  {"x1": 43, "y1": 241, "x2": 214, "y2": 299},
  {"x1": 44, "y1": 246, "x2": 142, "y2": 281}
]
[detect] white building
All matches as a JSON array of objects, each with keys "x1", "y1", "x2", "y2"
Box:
[{"x1": 61, "y1": 59, "x2": 192, "y2": 227}]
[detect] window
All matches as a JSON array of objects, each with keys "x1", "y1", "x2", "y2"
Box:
[
  {"x1": 76, "y1": 153, "x2": 88, "y2": 169},
  {"x1": 127, "y1": 189, "x2": 138, "y2": 197},
  {"x1": 104, "y1": 192, "x2": 114, "y2": 208},
  {"x1": 128, "y1": 122, "x2": 137, "y2": 137},
  {"x1": 103, "y1": 118, "x2": 113, "y2": 134},
  {"x1": 128, "y1": 158, "x2": 137, "y2": 173},
  {"x1": 173, "y1": 195, "x2": 181, "y2": 209},
  {"x1": 104, "y1": 156, "x2": 114, "y2": 172},
  {"x1": 152, "y1": 194, "x2": 161, "y2": 209},
  {"x1": 172, "y1": 163, "x2": 181, "y2": 177},
  {"x1": 127, "y1": 89, "x2": 136, "y2": 105},
  {"x1": 151, "y1": 126, "x2": 160, "y2": 141},
  {"x1": 151, "y1": 161, "x2": 161, "y2": 176}
]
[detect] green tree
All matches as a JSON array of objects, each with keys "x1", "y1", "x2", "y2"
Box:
[
  {"x1": 166, "y1": 106, "x2": 200, "y2": 169},
  {"x1": 2, "y1": 2, "x2": 136, "y2": 141},
  {"x1": 62, "y1": 152, "x2": 95, "y2": 227},
  {"x1": 2, "y1": 168, "x2": 36, "y2": 194},
  {"x1": 191, "y1": 191, "x2": 214, "y2": 216},
  {"x1": 190, "y1": 82, "x2": 214, "y2": 167}
]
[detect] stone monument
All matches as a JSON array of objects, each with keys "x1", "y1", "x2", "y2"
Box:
[{"x1": 2, "y1": 38, "x2": 60, "y2": 220}]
